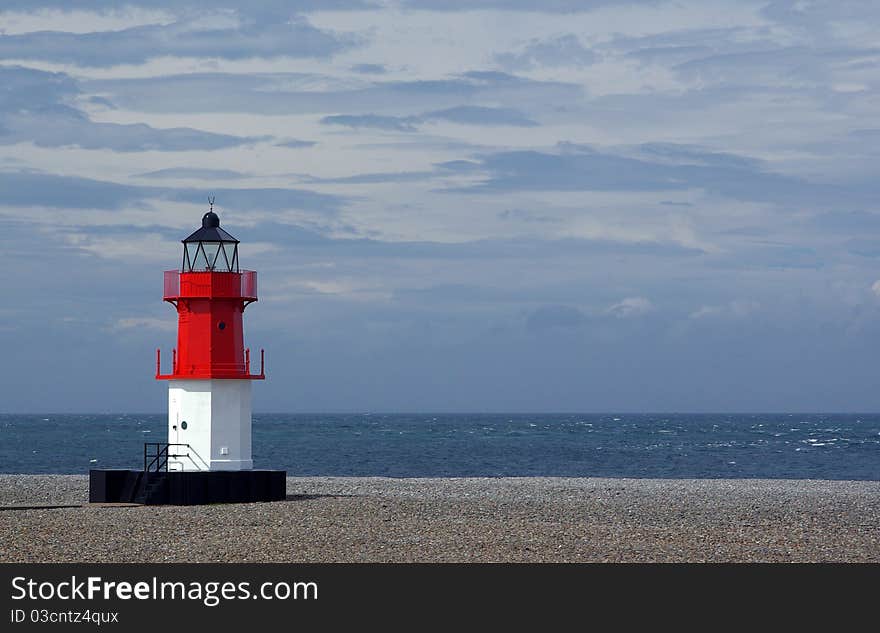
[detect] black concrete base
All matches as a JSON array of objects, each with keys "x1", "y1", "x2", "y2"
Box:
[{"x1": 89, "y1": 469, "x2": 287, "y2": 505}]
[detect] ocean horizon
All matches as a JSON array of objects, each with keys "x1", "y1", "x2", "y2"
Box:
[{"x1": 1, "y1": 412, "x2": 878, "y2": 480}]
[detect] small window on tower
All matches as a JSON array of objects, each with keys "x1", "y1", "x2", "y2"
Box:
[
  {"x1": 181, "y1": 421, "x2": 188, "y2": 430},
  {"x1": 218, "y1": 321, "x2": 226, "y2": 330}
]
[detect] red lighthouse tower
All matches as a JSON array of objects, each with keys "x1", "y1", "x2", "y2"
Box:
[
  {"x1": 89, "y1": 206, "x2": 285, "y2": 504},
  {"x1": 156, "y1": 207, "x2": 265, "y2": 472}
]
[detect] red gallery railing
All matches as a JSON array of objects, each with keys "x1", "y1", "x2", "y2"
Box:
[
  {"x1": 163, "y1": 270, "x2": 257, "y2": 301},
  {"x1": 155, "y1": 347, "x2": 265, "y2": 380}
]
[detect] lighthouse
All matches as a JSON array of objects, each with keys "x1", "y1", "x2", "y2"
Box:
[
  {"x1": 89, "y1": 206, "x2": 285, "y2": 505},
  {"x1": 155, "y1": 207, "x2": 264, "y2": 472}
]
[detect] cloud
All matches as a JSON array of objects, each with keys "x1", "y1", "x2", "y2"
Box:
[
  {"x1": 497, "y1": 209, "x2": 556, "y2": 223},
  {"x1": 321, "y1": 106, "x2": 538, "y2": 132},
  {"x1": 636, "y1": 143, "x2": 763, "y2": 170},
  {"x1": 112, "y1": 317, "x2": 176, "y2": 332},
  {"x1": 166, "y1": 186, "x2": 344, "y2": 214},
  {"x1": 351, "y1": 63, "x2": 387, "y2": 75},
  {"x1": 668, "y1": 45, "x2": 880, "y2": 95},
  {"x1": 811, "y1": 210, "x2": 880, "y2": 233},
  {"x1": 461, "y1": 144, "x2": 696, "y2": 192},
  {"x1": 455, "y1": 142, "x2": 861, "y2": 207},
  {"x1": 321, "y1": 105, "x2": 538, "y2": 132},
  {"x1": 2, "y1": 109, "x2": 267, "y2": 152},
  {"x1": 0, "y1": 170, "x2": 145, "y2": 209},
  {"x1": 320, "y1": 114, "x2": 419, "y2": 132},
  {"x1": 729, "y1": 243, "x2": 822, "y2": 270},
  {"x1": 0, "y1": 65, "x2": 76, "y2": 110},
  {"x1": 83, "y1": 71, "x2": 582, "y2": 116},
  {"x1": 309, "y1": 171, "x2": 435, "y2": 184},
  {"x1": 871, "y1": 281, "x2": 880, "y2": 298},
  {"x1": 0, "y1": 15, "x2": 357, "y2": 66},
  {"x1": 275, "y1": 139, "x2": 317, "y2": 148},
  {"x1": 0, "y1": 1, "x2": 373, "y2": 10},
  {"x1": 495, "y1": 34, "x2": 598, "y2": 70},
  {"x1": 526, "y1": 305, "x2": 587, "y2": 332},
  {"x1": 0, "y1": 170, "x2": 343, "y2": 213},
  {"x1": 435, "y1": 160, "x2": 483, "y2": 173},
  {"x1": 67, "y1": 231, "x2": 178, "y2": 262},
  {"x1": 845, "y1": 239, "x2": 880, "y2": 258},
  {"x1": 421, "y1": 105, "x2": 537, "y2": 127},
  {"x1": 136, "y1": 168, "x2": 250, "y2": 180},
  {"x1": 0, "y1": 66, "x2": 264, "y2": 152},
  {"x1": 689, "y1": 300, "x2": 760, "y2": 320},
  {"x1": 276, "y1": 278, "x2": 390, "y2": 301},
  {"x1": 0, "y1": 0, "x2": 639, "y2": 12},
  {"x1": 606, "y1": 297, "x2": 654, "y2": 318},
  {"x1": 604, "y1": 26, "x2": 779, "y2": 65},
  {"x1": 400, "y1": 0, "x2": 645, "y2": 12}
]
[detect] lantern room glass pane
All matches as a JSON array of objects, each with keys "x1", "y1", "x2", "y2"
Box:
[
  {"x1": 217, "y1": 243, "x2": 232, "y2": 271},
  {"x1": 185, "y1": 242, "x2": 201, "y2": 271},
  {"x1": 197, "y1": 245, "x2": 211, "y2": 270},
  {"x1": 201, "y1": 242, "x2": 221, "y2": 270}
]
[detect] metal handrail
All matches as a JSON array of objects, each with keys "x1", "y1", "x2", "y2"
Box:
[
  {"x1": 245, "y1": 348, "x2": 266, "y2": 378},
  {"x1": 143, "y1": 442, "x2": 190, "y2": 472}
]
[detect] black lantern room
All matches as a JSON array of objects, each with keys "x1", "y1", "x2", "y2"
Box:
[{"x1": 182, "y1": 209, "x2": 240, "y2": 273}]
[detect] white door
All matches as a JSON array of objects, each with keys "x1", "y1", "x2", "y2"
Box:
[{"x1": 168, "y1": 408, "x2": 182, "y2": 471}]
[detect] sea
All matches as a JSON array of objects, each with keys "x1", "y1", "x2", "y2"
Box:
[{"x1": 1, "y1": 413, "x2": 878, "y2": 479}]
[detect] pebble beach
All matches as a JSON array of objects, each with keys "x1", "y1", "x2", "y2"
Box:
[{"x1": 0, "y1": 475, "x2": 878, "y2": 562}]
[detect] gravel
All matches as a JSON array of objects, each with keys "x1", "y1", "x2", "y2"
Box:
[{"x1": 0, "y1": 475, "x2": 877, "y2": 562}]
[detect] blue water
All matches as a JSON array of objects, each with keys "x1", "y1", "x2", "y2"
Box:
[{"x1": 0, "y1": 413, "x2": 878, "y2": 479}]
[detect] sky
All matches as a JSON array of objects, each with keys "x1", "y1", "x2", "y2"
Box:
[{"x1": 1, "y1": 0, "x2": 879, "y2": 413}]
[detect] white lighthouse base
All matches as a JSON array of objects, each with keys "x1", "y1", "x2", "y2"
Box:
[{"x1": 167, "y1": 380, "x2": 253, "y2": 471}]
